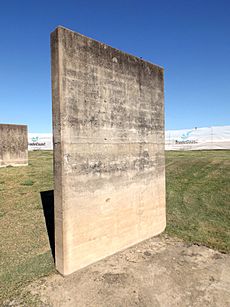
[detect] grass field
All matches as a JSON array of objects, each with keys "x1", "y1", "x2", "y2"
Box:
[
  {"x1": 166, "y1": 150, "x2": 230, "y2": 252},
  {"x1": 0, "y1": 150, "x2": 229, "y2": 303}
]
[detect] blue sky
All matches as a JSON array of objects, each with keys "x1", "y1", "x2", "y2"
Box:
[{"x1": 0, "y1": 0, "x2": 229, "y2": 132}]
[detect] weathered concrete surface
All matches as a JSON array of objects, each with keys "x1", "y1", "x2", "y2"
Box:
[
  {"x1": 51, "y1": 26, "x2": 165, "y2": 275},
  {"x1": 28, "y1": 235, "x2": 230, "y2": 307},
  {"x1": 0, "y1": 124, "x2": 28, "y2": 167}
]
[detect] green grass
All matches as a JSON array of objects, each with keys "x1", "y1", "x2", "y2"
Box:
[
  {"x1": 0, "y1": 150, "x2": 229, "y2": 303},
  {"x1": 0, "y1": 151, "x2": 55, "y2": 303},
  {"x1": 21, "y1": 179, "x2": 35, "y2": 186},
  {"x1": 165, "y1": 150, "x2": 230, "y2": 252}
]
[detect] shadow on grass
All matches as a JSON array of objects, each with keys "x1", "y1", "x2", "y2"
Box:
[{"x1": 40, "y1": 190, "x2": 55, "y2": 261}]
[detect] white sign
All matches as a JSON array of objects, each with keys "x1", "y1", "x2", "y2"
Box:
[
  {"x1": 28, "y1": 125, "x2": 230, "y2": 151},
  {"x1": 165, "y1": 126, "x2": 230, "y2": 150},
  {"x1": 28, "y1": 133, "x2": 53, "y2": 150}
]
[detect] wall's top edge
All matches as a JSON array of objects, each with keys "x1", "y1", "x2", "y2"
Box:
[
  {"x1": 51, "y1": 25, "x2": 164, "y2": 71},
  {"x1": 0, "y1": 123, "x2": 27, "y2": 128}
]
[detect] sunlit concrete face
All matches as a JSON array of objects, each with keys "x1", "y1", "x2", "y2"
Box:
[
  {"x1": 51, "y1": 26, "x2": 166, "y2": 276},
  {"x1": 0, "y1": 124, "x2": 28, "y2": 167}
]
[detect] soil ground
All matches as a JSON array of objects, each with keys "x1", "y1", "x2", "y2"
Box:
[{"x1": 23, "y1": 235, "x2": 230, "y2": 307}]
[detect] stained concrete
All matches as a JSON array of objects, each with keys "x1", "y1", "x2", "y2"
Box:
[
  {"x1": 51, "y1": 26, "x2": 166, "y2": 275},
  {"x1": 0, "y1": 124, "x2": 28, "y2": 167}
]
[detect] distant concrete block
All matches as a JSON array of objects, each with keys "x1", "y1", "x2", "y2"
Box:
[
  {"x1": 0, "y1": 124, "x2": 28, "y2": 167},
  {"x1": 51, "y1": 26, "x2": 166, "y2": 276}
]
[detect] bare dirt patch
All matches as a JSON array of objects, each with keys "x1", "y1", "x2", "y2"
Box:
[{"x1": 25, "y1": 235, "x2": 230, "y2": 307}]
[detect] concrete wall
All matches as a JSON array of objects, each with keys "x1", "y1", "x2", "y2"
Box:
[
  {"x1": 51, "y1": 26, "x2": 166, "y2": 276},
  {"x1": 0, "y1": 124, "x2": 28, "y2": 167}
]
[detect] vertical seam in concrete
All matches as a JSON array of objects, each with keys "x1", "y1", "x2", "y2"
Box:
[
  {"x1": 161, "y1": 69, "x2": 166, "y2": 227},
  {"x1": 25, "y1": 125, "x2": 28, "y2": 163},
  {"x1": 51, "y1": 28, "x2": 65, "y2": 274}
]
